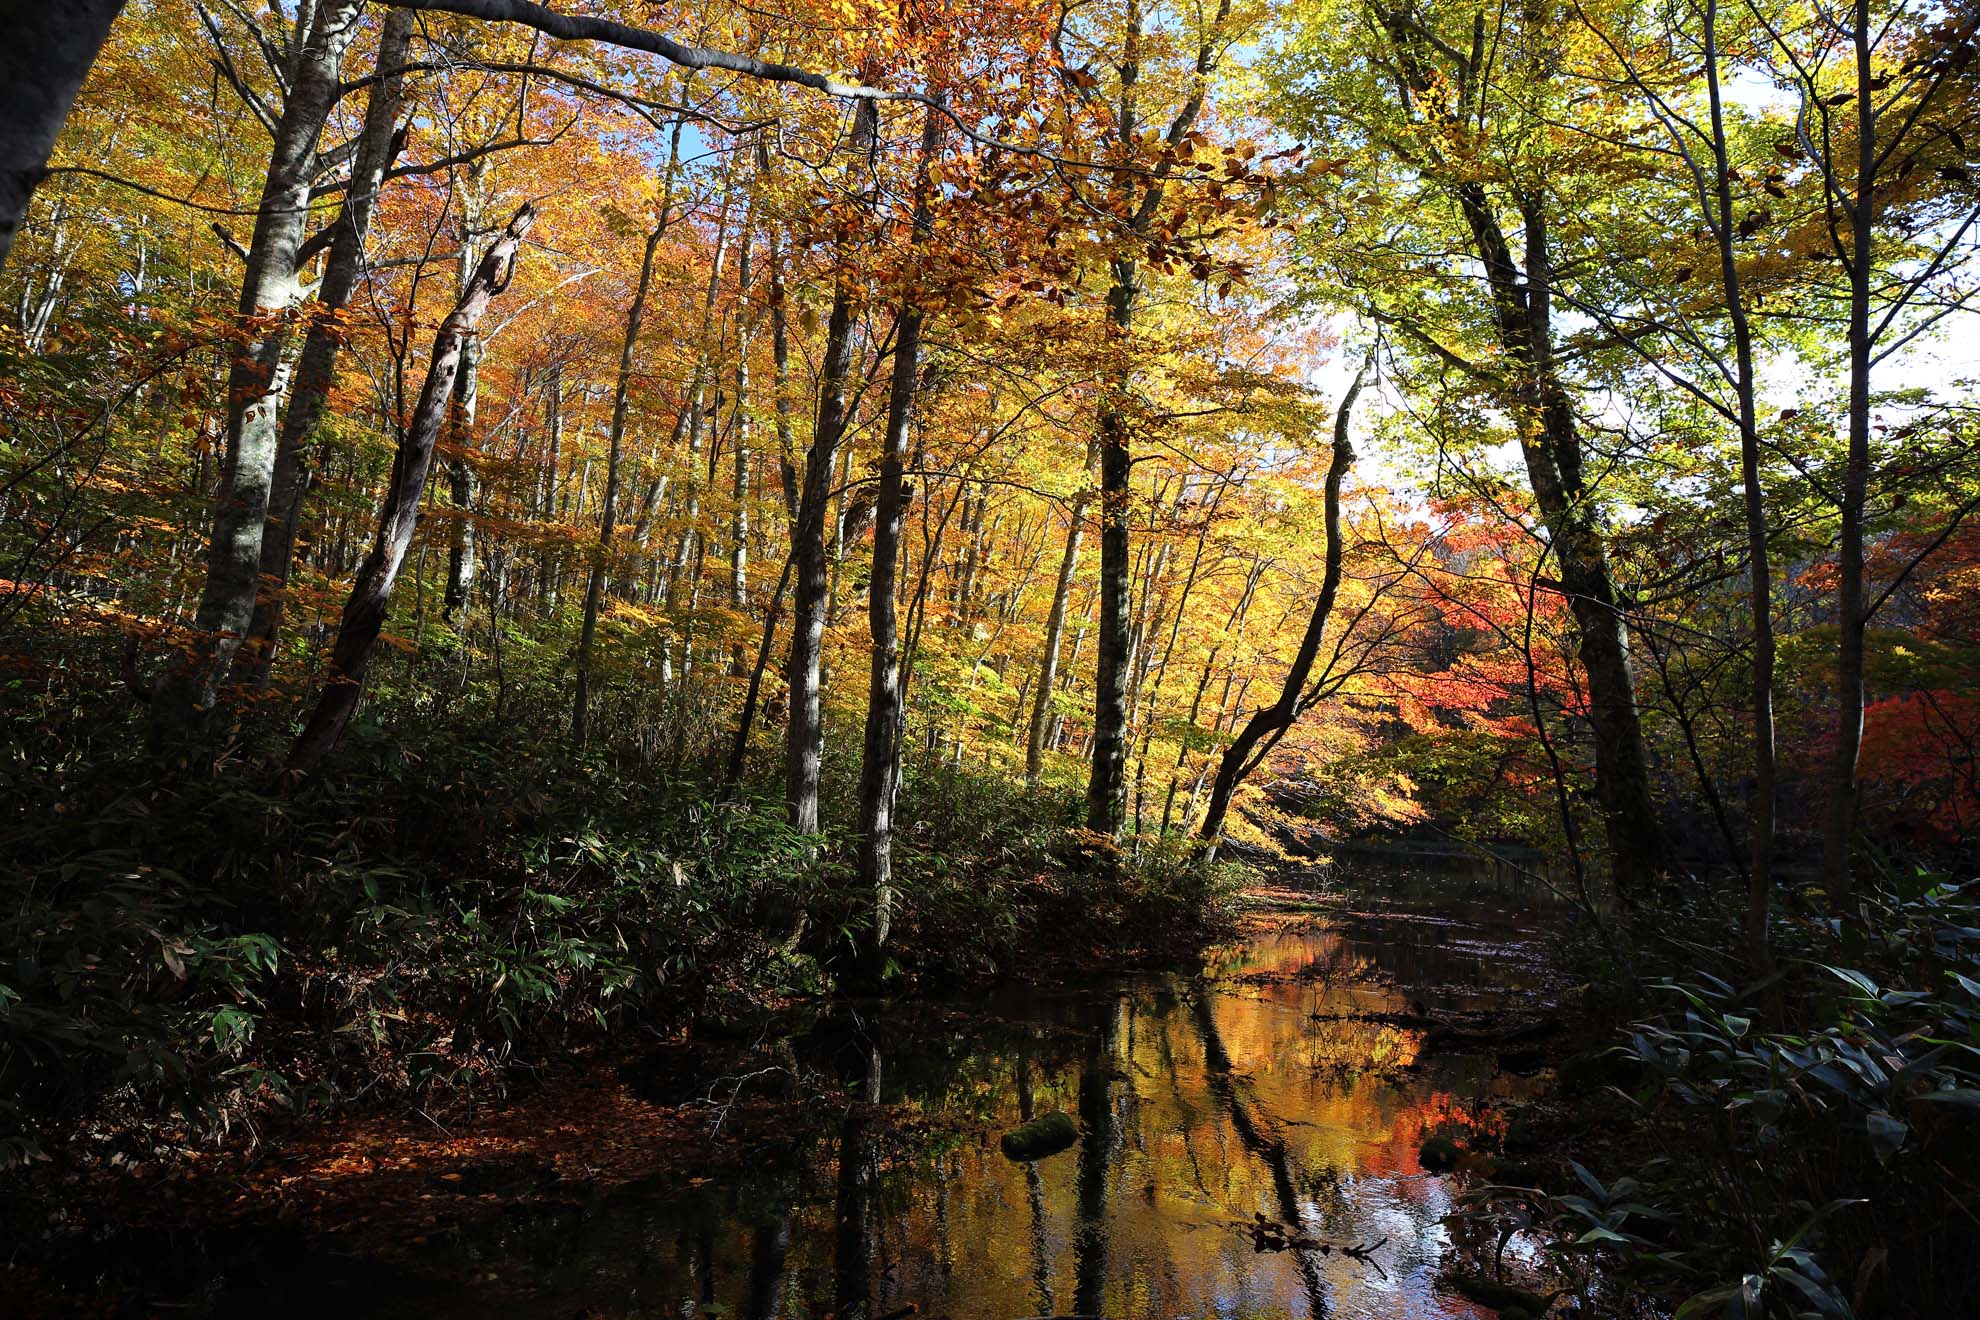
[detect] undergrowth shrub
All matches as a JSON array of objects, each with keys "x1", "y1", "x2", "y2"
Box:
[
  {"x1": 0, "y1": 689, "x2": 817, "y2": 1164},
  {"x1": 1610, "y1": 874, "x2": 1980, "y2": 1317},
  {"x1": 876, "y1": 762, "x2": 1245, "y2": 979},
  {"x1": 0, "y1": 686, "x2": 1241, "y2": 1165}
]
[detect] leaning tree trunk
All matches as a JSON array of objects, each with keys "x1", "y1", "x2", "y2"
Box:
[
  {"x1": 1453, "y1": 178, "x2": 1671, "y2": 896},
  {"x1": 287, "y1": 204, "x2": 534, "y2": 774},
  {"x1": 852, "y1": 105, "x2": 940, "y2": 989},
  {"x1": 784, "y1": 96, "x2": 878, "y2": 836},
  {"x1": 1027, "y1": 441, "x2": 1094, "y2": 783},
  {"x1": 160, "y1": 0, "x2": 367, "y2": 728},
  {"x1": 0, "y1": 0, "x2": 127, "y2": 273},
  {"x1": 442, "y1": 312, "x2": 482, "y2": 618},
  {"x1": 571, "y1": 220, "x2": 665, "y2": 750},
  {"x1": 233, "y1": 5, "x2": 414, "y2": 691},
  {"x1": 1198, "y1": 368, "x2": 1363, "y2": 859}
]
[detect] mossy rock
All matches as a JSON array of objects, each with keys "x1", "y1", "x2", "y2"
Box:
[
  {"x1": 1000, "y1": 1111, "x2": 1079, "y2": 1160},
  {"x1": 1419, "y1": 1134, "x2": 1461, "y2": 1170}
]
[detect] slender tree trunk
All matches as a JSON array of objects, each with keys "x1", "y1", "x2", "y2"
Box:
[
  {"x1": 287, "y1": 204, "x2": 533, "y2": 773},
  {"x1": 853, "y1": 106, "x2": 940, "y2": 987},
  {"x1": 572, "y1": 221, "x2": 665, "y2": 749},
  {"x1": 538, "y1": 364, "x2": 563, "y2": 607},
  {"x1": 764, "y1": 208, "x2": 800, "y2": 524},
  {"x1": 160, "y1": 0, "x2": 367, "y2": 726},
  {"x1": 234, "y1": 6, "x2": 413, "y2": 690},
  {"x1": 1130, "y1": 479, "x2": 1224, "y2": 834},
  {"x1": 1080, "y1": 0, "x2": 1229, "y2": 836},
  {"x1": 1703, "y1": 0, "x2": 1776, "y2": 968},
  {"x1": 1163, "y1": 557, "x2": 1262, "y2": 832},
  {"x1": 1822, "y1": 0, "x2": 1877, "y2": 906},
  {"x1": 730, "y1": 229, "x2": 755, "y2": 672},
  {"x1": 1086, "y1": 257, "x2": 1138, "y2": 835},
  {"x1": 0, "y1": 0, "x2": 127, "y2": 273},
  {"x1": 785, "y1": 97, "x2": 878, "y2": 835},
  {"x1": 726, "y1": 550, "x2": 795, "y2": 788},
  {"x1": 661, "y1": 177, "x2": 735, "y2": 611},
  {"x1": 1199, "y1": 370, "x2": 1363, "y2": 858},
  {"x1": 1027, "y1": 442, "x2": 1094, "y2": 782}
]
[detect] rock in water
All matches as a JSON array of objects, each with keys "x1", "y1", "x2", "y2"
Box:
[
  {"x1": 1000, "y1": 1111, "x2": 1079, "y2": 1160},
  {"x1": 1418, "y1": 1134, "x2": 1461, "y2": 1170}
]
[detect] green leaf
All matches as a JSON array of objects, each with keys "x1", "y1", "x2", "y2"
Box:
[
  {"x1": 1822, "y1": 965, "x2": 1880, "y2": 999},
  {"x1": 1866, "y1": 1109, "x2": 1908, "y2": 1163}
]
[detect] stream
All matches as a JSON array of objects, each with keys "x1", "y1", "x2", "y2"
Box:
[{"x1": 219, "y1": 861, "x2": 1578, "y2": 1319}]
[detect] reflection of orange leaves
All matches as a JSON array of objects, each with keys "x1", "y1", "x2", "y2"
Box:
[{"x1": 1398, "y1": 1091, "x2": 1506, "y2": 1148}]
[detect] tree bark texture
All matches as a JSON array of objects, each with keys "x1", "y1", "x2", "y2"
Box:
[
  {"x1": 288, "y1": 203, "x2": 534, "y2": 773},
  {"x1": 163, "y1": 0, "x2": 368, "y2": 725},
  {"x1": 0, "y1": 0, "x2": 126, "y2": 273},
  {"x1": 853, "y1": 105, "x2": 941, "y2": 985},
  {"x1": 784, "y1": 97, "x2": 878, "y2": 835}
]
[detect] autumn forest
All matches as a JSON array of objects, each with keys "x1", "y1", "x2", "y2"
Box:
[{"x1": 2, "y1": 0, "x2": 1979, "y2": 1315}]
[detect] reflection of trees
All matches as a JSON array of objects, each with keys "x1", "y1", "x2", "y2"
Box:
[
  {"x1": 1150, "y1": 988, "x2": 1216, "y2": 1202},
  {"x1": 744, "y1": 1210, "x2": 794, "y2": 1320},
  {"x1": 832, "y1": 1042, "x2": 883, "y2": 1320},
  {"x1": 1191, "y1": 990, "x2": 1331, "y2": 1319},
  {"x1": 1073, "y1": 998, "x2": 1120, "y2": 1318},
  {"x1": 1016, "y1": 1054, "x2": 1056, "y2": 1316}
]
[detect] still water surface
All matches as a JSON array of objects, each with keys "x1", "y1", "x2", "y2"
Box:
[{"x1": 308, "y1": 869, "x2": 1563, "y2": 1319}]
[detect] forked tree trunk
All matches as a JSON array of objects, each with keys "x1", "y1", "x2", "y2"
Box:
[
  {"x1": 287, "y1": 204, "x2": 534, "y2": 774},
  {"x1": 160, "y1": 0, "x2": 368, "y2": 727},
  {"x1": 1380, "y1": 13, "x2": 1670, "y2": 896},
  {"x1": 1460, "y1": 175, "x2": 1670, "y2": 895},
  {"x1": 0, "y1": 0, "x2": 127, "y2": 273},
  {"x1": 1198, "y1": 369, "x2": 1363, "y2": 858},
  {"x1": 234, "y1": 6, "x2": 415, "y2": 691}
]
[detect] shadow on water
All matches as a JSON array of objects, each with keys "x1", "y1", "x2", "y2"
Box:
[{"x1": 213, "y1": 861, "x2": 1573, "y2": 1319}]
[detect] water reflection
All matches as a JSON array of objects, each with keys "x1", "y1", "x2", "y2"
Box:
[{"x1": 285, "y1": 879, "x2": 1556, "y2": 1319}]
